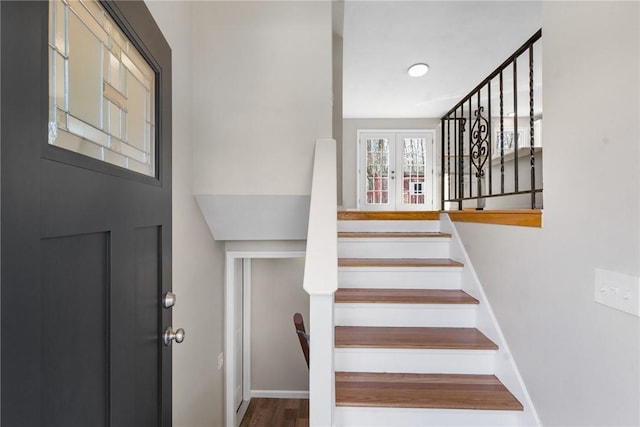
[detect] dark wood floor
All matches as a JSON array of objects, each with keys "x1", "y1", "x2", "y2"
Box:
[{"x1": 239, "y1": 398, "x2": 309, "y2": 427}]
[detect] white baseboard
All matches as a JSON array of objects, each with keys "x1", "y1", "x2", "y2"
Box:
[{"x1": 250, "y1": 390, "x2": 309, "y2": 399}]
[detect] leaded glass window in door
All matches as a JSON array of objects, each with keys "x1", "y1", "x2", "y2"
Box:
[
  {"x1": 48, "y1": 0, "x2": 156, "y2": 177},
  {"x1": 365, "y1": 138, "x2": 390, "y2": 205}
]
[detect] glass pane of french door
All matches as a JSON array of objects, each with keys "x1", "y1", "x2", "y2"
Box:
[
  {"x1": 400, "y1": 136, "x2": 427, "y2": 206},
  {"x1": 365, "y1": 136, "x2": 391, "y2": 206}
]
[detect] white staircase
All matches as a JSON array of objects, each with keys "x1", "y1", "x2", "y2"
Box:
[{"x1": 332, "y1": 211, "x2": 539, "y2": 426}]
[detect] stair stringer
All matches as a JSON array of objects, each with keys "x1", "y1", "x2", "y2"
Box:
[{"x1": 439, "y1": 213, "x2": 541, "y2": 426}]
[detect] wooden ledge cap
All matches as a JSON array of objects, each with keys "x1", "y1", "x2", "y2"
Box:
[
  {"x1": 445, "y1": 210, "x2": 541, "y2": 228},
  {"x1": 338, "y1": 211, "x2": 440, "y2": 221}
]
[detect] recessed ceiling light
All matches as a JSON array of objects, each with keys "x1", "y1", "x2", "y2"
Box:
[{"x1": 407, "y1": 63, "x2": 429, "y2": 78}]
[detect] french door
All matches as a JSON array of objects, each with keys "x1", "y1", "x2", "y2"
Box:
[{"x1": 359, "y1": 131, "x2": 435, "y2": 211}]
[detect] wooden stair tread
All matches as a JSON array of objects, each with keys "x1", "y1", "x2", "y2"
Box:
[
  {"x1": 339, "y1": 258, "x2": 463, "y2": 268},
  {"x1": 335, "y1": 326, "x2": 498, "y2": 350},
  {"x1": 335, "y1": 289, "x2": 479, "y2": 305},
  {"x1": 335, "y1": 372, "x2": 524, "y2": 411},
  {"x1": 338, "y1": 211, "x2": 440, "y2": 221},
  {"x1": 338, "y1": 231, "x2": 451, "y2": 239}
]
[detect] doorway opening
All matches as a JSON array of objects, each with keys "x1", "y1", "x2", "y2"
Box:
[
  {"x1": 357, "y1": 130, "x2": 436, "y2": 211},
  {"x1": 224, "y1": 249, "x2": 307, "y2": 427}
]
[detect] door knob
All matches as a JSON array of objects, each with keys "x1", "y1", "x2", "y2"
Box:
[
  {"x1": 163, "y1": 291, "x2": 176, "y2": 308},
  {"x1": 163, "y1": 327, "x2": 185, "y2": 346}
]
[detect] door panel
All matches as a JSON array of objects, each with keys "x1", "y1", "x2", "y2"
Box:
[
  {"x1": 1, "y1": 1, "x2": 173, "y2": 425},
  {"x1": 41, "y1": 232, "x2": 109, "y2": 427}
]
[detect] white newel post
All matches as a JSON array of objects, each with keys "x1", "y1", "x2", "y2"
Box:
[
  {"x1": 309, "y1": 295, "x2": 335, "y2": 427},
  {"x1": 304, "y1": 139, "x2": 337, "y2": 427}
]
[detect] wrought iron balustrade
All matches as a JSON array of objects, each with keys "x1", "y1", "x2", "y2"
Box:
[{"x1": 441, "y1": 29, "x2": 542, "y2": 210}]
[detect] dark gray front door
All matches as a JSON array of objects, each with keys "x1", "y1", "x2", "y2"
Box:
[{"x1": 1, "y1": 1, "x2": 172, "y2": 425}]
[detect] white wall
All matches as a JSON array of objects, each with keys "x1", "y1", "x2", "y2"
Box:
[
  {"x1": 149, "y1": 2, "x2": 333, "y2": 425},
  {"x1": 250, "y1": 258, "x2": 309, "y2": 393},
  {"x1": 192, "y1": 1, "x2": 333, "y2": 196},
  {"x1": 454, "y1": 2, "x2": 639, "y2": 425},
  {"x1": 342, "y1": 118, "x2": 441, "y2": 209},
  {"x1": 196, "y1": 195, "x2": 310, "y2": 241},
  {"x1": 146, "y1": 2, "x2": 226, "y2": 426}
]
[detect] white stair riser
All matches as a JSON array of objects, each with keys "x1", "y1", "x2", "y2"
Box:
[
  {"x1": 339, "y1": 268, "x2": 462, "y2": 289},
  {"x1": 334, "y1": 303, "x2": 477, "y2": 327},
  {"x1": 334, "y1": 348, "x2": 495, "y2": 375},
  {"x1": 338, "y1": 220, "x2": 440, "y2": 233},
  {"x1": 334, "y1": 407, "x2": 524, "y2": 427},
  {"x1": 338, "y1": 238, "x2": 450, "y2": 258},
  {"x1": 328, "y1": 216, "x2": 537, "y2": 426}
]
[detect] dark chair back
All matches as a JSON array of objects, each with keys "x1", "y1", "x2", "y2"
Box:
[{"x1": 293, "y1": 313, "x2": 309, "y2": 368}]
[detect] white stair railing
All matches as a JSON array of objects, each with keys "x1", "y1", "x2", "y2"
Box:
[{"x1": 303, "y1": 139, "x2": 337, "y2": 427}]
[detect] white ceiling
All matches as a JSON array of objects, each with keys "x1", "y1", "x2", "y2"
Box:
[{"x1": 342, "y1": 1, "x2": 542, "y2": 118}]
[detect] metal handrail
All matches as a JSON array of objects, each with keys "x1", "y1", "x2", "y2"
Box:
[{"x1": 441, "y1": 29, "x2": 543, "y2": 211}]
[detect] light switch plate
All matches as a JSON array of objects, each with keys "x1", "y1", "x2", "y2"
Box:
[
  {"x1": 594, "y1": 268, "x2": 640, "y2": 316},
  {"x1": 217, "y1": 352, "x2": 224, "y2": 370}
]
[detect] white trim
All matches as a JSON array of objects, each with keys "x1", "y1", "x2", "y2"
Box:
[
  {"x1": 308, "y1": 295, "x2": 335, "y2": 426},
  {"x1": 356, "y1": 129, "x2": 437, "y2": 211},
  {"x1": 224, "y1": 253, "x2": 236, "y2": 427},
  {"x1": 227, "y1": 250, "x2": 306, "y2": 259},
  {"x1": 242, "y1": 259, "x2": 252, "y2": 403},
  {"x1": 233, "y1": 257, "x2": 244, "y2": 418},
  {"x1": 224, "y1": 249, "x2": 307, "y2": 427},
  {"x1": 439, "y1": 213, "x2": 541, "y2": 426},
  {"x1": 250, "y1": 390, "x2": 310, "y2": 399}
]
